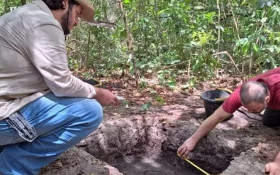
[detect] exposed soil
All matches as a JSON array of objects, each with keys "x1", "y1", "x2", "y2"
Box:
[
  {"x1": 40, "y1": 74, "x2": 280, "y2": 175},
  {"x1": 109, "y1": 154, "x2": 202, "y2": 175}
]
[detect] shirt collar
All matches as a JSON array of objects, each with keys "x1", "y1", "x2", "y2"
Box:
[{"x1": 32, "y1": 0, "x2": 54, "y2": 18}]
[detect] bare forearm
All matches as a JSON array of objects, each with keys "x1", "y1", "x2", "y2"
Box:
[
  {"x1": 177, "y1": 106, "x2": 231, "y2": 157},
  {"x1": 191, "y1": 115, "x2": 220, "y2": 142},
  {"x1": 191, "y1": 106, "x2": 231, "y2": 142}
]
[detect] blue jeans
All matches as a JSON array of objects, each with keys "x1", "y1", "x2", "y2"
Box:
[{"x1": 0, "y1": 93, "x2": 103, "y2": 175}]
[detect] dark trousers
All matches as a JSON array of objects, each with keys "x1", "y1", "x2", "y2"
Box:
[{"x1": 263, "y1": 108, "x2": 280, "y2": 127}]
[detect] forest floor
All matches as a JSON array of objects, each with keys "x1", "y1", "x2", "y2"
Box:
[
  {"x1": 100, "y1": 73, "x2": 242, "y2": 122},
  {"x1": 41, "y1": 73, "x2": 280, "y2": 175}
]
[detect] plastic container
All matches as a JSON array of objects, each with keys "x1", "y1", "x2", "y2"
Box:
[{"x1": 200, "y1": 89, "x2": 231, "y2": 117}]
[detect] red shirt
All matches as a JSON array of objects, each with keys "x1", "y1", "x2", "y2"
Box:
[{"x1": 222, "y1": 67, "x2": 280, "y2": 113}]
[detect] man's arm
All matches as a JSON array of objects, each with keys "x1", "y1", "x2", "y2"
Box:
[
  {"x1": 265, "y1": 151, "x2": 280, "y2": 175},
  {"x1": 25, "y1": 24, "x2": 97, "y2": 98},
  {"x1": 177, "y1": 105, "x2": 232, "y2": 157}
]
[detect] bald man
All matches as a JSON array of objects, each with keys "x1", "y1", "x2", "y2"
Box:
[{"x1": 177, "y1": 67, "x2": 280, "y2": 175}]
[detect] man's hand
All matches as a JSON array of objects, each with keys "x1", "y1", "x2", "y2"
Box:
[
  {"x1": 265, "y1": 162, "x2": 280, "y2": 175},
  {"x1": 177, "y1": 106, "x2": 231, "y2": 158},
  {"x1": 177, "y1": 137, "x2": 197, "y2": 158},
  {"x1": 94, "y1": 87, "x2": 119, "y2": 106}
]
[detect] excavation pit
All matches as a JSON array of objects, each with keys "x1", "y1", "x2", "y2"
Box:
[
  {"x1": 107, "y1": 152, "x2": 205, "y2": 175},
  {"x1": 76, "y1": 116, "x2": 237, "y2": 175},
  {"x1": 41, "y1": 112, "x2": 277, "y2": 175}
]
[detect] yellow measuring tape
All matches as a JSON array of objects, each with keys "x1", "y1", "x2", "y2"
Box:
[{"x1": 177, "y1": 154, "x2": 210, "y2": 175}]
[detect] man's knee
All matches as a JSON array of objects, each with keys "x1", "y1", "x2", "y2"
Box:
[
  {"x1": 263, "y1": 108, "x2": 280, "y2": 127},
  {"x1": 79, "y1": 99, "x2": 103, "y2": 128},
  {"x1": 263, "y1": 118, "x2": 278, "y2": 127}
]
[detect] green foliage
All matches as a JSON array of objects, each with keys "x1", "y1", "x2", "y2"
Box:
[
  {"x1": 259, "y1": 0, "x2": 275, "y2": 8},
  {"x1": 141, "y1": 102, "x2": 152, "y2": 111},
  {"x1": 157, "y1": 69, "x2": 177, "y2": 89},
  {"x1": 139, "y1": 79, "x2": 147, "y2": 89},
  {"x1": 3, "y1": 0, "x2": 280, "y2": 88},
  {"x1": 0, "y1": 0, "x2": 32, "y2": 15},
  {"x1": 233, "y1": 0, "x2": 280, "y2": 72},
  {"x1": 155, "y1": 96, "x2": 165, "y2": 105}
]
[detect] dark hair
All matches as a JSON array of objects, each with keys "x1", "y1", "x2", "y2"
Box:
[
  {"x1": 240, "y1": 80, "x2": 269, "y2": 105},
  {"x1": 42, "y1": 0, "x2": 79, "y2": 10}
]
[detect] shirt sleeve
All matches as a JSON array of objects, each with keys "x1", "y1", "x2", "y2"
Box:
[
  {"x1": 24, "y1": 23, "x2": 96, "y2": 98},
  {"x1": 222, "y1": 87, "x2": 242, "y2": 113}
]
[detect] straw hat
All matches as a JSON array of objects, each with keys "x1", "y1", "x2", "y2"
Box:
[{"x1": 75, "y1": 0, "x2": 94, "y2": 21}]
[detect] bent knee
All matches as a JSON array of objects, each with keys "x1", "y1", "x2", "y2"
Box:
[
  {"x1": 263, "y1": 116, "x2": 280, "y2": 127},
  {"x1": 80, "y1": 99, "x2": 103, "y2": 128}
]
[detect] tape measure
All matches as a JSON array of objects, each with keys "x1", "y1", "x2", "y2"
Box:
[{"x1": 177, "y1": 154, "x2": 210, "y2": 175}]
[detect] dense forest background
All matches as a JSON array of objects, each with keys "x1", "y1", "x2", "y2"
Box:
[{"x1": 1, "y1": 0, "x2": 279, "y2": 88}]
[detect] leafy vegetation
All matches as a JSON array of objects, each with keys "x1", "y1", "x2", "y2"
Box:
[{"x1": 1, "y1": 0, "x2": 280, "y2": 88}]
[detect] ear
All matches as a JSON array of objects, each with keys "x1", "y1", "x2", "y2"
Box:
[
  {"x1": 62, "y1": 0, "x2": 69, "y2": 9},
  {"x1": 265, "y1": 95, "x2": 270, "y2": 103}
]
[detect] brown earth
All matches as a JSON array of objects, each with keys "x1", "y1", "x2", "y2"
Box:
[{"x1": 40, "y1": 74, "x2": 280, "y2": 175}]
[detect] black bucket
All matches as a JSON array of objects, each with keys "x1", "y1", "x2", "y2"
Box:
[{"x1": 200, "y1": 89, "x2": 231, "y2": 117}]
